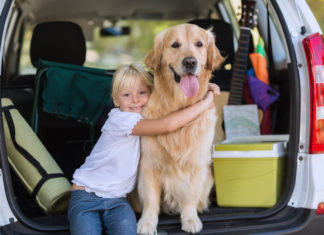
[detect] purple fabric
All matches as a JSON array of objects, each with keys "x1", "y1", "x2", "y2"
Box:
[{"x1": 247, "y1": 69, "x2": 280, "y2": 111}]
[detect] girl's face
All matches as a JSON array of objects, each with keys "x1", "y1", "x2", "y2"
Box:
[{"x1": 113, "y1": 76, "x2": 151, "y2": 114}]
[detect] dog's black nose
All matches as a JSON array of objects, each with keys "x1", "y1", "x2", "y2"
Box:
[{"x1": 182, "y1": 56, "x2": 197, "y2": 70}]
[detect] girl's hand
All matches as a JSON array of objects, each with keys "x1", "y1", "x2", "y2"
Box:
[
  {"x1": 202, "y1": 91, "x2": 214, "y2": 109},
  {"x1": 208, "y1": 83, "x2": 220, "y2": 96}
]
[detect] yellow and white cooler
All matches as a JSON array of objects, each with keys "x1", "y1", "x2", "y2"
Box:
[{"x1": 212, "y1": 141, "x2": 286, "y2": 208}]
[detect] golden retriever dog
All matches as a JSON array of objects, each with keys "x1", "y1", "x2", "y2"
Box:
[{"x1": 136, "y1": 24, "x2": 223, "y2": 235}]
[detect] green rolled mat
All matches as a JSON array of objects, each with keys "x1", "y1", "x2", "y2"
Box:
[{"x1": 1, "y1": 98, "x2": 71, "y2": 214}]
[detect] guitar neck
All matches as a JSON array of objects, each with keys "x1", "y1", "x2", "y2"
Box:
[{"x1": 227, "y1": 27, "x2": 251, "y2": 105}]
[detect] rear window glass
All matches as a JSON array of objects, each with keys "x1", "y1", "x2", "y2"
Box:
[
  {"x1": 85, "y1": 20, "x2": 185, "y2": 70},
  {"x1": 19, "y1": 20, "x2": 185, "y2": 74}
]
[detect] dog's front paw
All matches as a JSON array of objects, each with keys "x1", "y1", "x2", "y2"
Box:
[
  {"x1": 137, "y1": 218, "x2": 157, "y2": 235},
  {"x1": 181, "y1": 216, "x2": 203, "y2": 234}
]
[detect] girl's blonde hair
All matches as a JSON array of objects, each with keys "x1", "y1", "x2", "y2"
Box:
[{"x1": 111, "y1": 64, "x2": 153, "y2": 99}]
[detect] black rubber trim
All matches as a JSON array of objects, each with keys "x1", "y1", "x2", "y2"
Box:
[
  {"x1": 157, "y1": 208, "x2": 324, "y2": 235},
  {"x1": 270, "y1": 0, "x2": 301, "y2": 209},
  {"x1": 1, "y1": 208, "x2": 324, "y2": 235}
]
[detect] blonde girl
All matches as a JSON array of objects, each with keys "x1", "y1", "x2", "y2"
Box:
[{"x1": 68, "y1": 64, "x2": 219, "y2": 235}]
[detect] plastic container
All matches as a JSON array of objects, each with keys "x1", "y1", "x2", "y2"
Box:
[{"x1": 212, "y1": 141, "x2": 286, "y2": 207}]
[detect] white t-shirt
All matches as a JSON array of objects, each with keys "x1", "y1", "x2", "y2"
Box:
[{"x1": 72, "y1": 108, "x2": 143, "y2": 198}]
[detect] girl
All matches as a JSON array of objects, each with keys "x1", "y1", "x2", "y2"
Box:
[{"x1": 68, "y1": 64, "x2": 219, "y2": 235}]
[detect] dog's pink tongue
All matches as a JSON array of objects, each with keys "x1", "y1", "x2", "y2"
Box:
[{"x1": 179, "y1": 75, "x2": 199, "y2": 98}]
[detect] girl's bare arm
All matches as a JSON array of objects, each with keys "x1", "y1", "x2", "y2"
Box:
[{"x1": 132, "y1": 91, "x2": 215, "y2": 136}]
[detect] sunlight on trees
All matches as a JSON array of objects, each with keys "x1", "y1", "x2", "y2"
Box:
[{"x1": 307, "y1": 0, "x2": 324, "y2": 32}]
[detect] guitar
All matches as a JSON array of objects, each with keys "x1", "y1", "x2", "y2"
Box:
[
  {"x1": 213, "y1": 0, "x2": 258, "y2": 143},
  {"x1": 227, "y1": 0, "x2": 257, "y2": 105}
]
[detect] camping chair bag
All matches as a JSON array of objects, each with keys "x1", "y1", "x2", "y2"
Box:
[
  {"x1": 34, "y1": 60, "x2": 113, "y2": 128},
  {"x1": 2, "y1": 98, "x2": 71, "y2": 214}
]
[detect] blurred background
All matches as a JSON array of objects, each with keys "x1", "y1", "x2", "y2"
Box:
[
  {"x1": 307, "y1": 0, "x2": 324, "y2": 32},
  {"x1": 18, "y1": 0, "x2": 324, "y2": 74}
]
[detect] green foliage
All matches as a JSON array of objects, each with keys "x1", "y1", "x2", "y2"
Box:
[
  {"x1": 307, "y1": 0, "x2": 324, "y2": 32},
  {"x1": 19, "y1": 20, "x2": 186, "y2": 74},
  {"x1": 85, "y1": 20, "x2": 185, "y2": 70},
  {"x1": 20, "y1": 1, "x2": 323, "y2": 74}
]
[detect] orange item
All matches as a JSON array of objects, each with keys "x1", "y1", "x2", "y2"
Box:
[{"x1": 249, "y1": 53, "x2": 269, "y2": 84}]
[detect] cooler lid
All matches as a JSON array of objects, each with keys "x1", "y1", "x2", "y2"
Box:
[{"x1": 213, "y1": 141, "x2": 287, "y2": 158}]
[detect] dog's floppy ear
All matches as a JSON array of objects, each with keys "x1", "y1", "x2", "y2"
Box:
[
  {"x1": 145, "y1": 30, "x2": 166, "y2": 71},
  {"x1": 206, "y1": 28, "x2": 224, "y2": 71}
]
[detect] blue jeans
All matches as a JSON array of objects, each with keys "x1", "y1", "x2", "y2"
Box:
[{"x1": 68, "y1": 190, "x2": 137, "y2": 235}]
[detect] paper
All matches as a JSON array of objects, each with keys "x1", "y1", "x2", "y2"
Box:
[{"x1": 223, "y1": 104, "x2": 260, "y2": 139}]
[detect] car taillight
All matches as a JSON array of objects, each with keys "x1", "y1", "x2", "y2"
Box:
[
  {"x1": 303, "y1": 33, "x2": 324, "y2": 154},
  {"x1": 317, "y1": 202, "x2": 324, "y2": 214}
]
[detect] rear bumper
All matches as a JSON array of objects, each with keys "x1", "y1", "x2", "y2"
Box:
[
  {"x1": 1, "y1": 207, "x2": 323, "y2": 234},
  {"x1": 156, "y1": 207, "x2": 324, "y2": 235}
]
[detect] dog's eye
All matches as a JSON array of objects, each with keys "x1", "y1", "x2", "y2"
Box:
[
  {"x1": 196, "y1": 41, "x2": 203, "y2": 47},
  {"x1": 171, "y1": 42, "x2": 180, "y2": 48}
]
